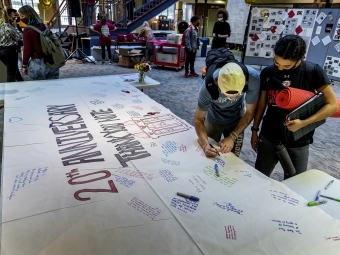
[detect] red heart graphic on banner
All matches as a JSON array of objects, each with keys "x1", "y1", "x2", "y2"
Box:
[
  {"x1": 288, "y1": 10, "x2": 295, "y2": 18},
  {"x1": 270, "y1": 26, "x2": 277, "y2": 34},
  {"x1": 251, "y1": 34, "x2": 259, "y2": 41},
  {"x1": 295, "y1": 25, "x2": 303, "y2": 35}
]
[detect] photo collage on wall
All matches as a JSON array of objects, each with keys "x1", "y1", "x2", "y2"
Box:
[
  {"x1": 246, "y1": 8, "x2": 285, "y2": 58},
  {"x1": 333, "y1": 17, "x2": 340, "y2": 40},
  {"x1": 283, "y1": 9, "x2": 318, "y2": 55},
  {"x1": 323, "y1": 56, "x2": 340, "y2": 78}
]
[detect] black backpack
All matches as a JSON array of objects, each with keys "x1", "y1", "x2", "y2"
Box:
[{"x1": 205, "y1": 48, "x2": 249, "y2": 100}]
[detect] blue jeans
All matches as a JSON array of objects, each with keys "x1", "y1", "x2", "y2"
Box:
[
  {"x1": 204, "y1": 119, "x2": 244, "y2": 157},
  {"x1": 255, "y1": 134, "x2": 309, "y2": 179}
]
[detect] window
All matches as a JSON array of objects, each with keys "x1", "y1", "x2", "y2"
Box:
[{"x1": 11, "y1": 0, "x2": 40, "y2": 15}]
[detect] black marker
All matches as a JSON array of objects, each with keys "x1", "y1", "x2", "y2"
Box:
[{"x1": 209, "y1": 144, "x2": 220, "y2": 156}]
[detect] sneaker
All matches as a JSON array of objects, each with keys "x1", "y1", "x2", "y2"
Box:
[
  {"x1": 184, "y1": 72, "x2": 189, "y2": 78},
  {"x1": 190, "y1": 71, "x2": 199, "y2": 77},
  {"x1": 109, "y1": 61, "x2": 112, "y2": 64}
]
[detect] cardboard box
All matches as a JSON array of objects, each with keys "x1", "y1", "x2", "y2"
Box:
[{"x1": 118, "y1": 56, "x2": 136, "y2": 67}]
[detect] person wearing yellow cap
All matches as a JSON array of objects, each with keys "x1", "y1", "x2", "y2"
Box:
[{"x1": 194, "y1": 62, "x2": 260, "y2": 157}]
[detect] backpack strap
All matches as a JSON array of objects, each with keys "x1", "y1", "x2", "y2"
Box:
[{"x1": 26, "y1": 25, "x2": 42, "y2": 34}]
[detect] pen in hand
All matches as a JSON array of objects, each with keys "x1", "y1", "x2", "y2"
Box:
[{"x1": 209, "y1": 144, "x2": 220, "y2": 156}]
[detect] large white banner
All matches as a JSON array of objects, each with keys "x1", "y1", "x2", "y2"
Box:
[{"x1": 2, "y1": 75, "x2": 340, "y2": 255}]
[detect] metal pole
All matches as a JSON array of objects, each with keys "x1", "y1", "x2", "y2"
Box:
[
  {"x1": 194, "y1": 0, "x2": 198, "y2": 15},
  {"x1": 202, "y1": 0, "x2": 207, "y2": 37}
]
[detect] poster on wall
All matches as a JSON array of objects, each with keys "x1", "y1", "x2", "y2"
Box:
[
  {"x1": 283, "y1": 9, "x2": 318, "y2": 57},
  {"x1": 246, "y1": 8, "x2": 285, "y2": 58},
  {"x1": 333, "y1": 18, "x2": 340, "y2": 40},
  {"x1": 227, "y1": 0, "x2": 250, "y2": 44},
  {"x1": 323, "y1": 55, "x2": 340, "y2": 77}
]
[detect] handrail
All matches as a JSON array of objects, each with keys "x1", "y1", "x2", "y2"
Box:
[{"x1": 48, "y1": 0, "x2": 66, "y2": 26}]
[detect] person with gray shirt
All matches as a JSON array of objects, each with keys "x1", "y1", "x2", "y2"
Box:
[
  {"x1": 194, "y1": 63, "x2": 260, "y2": 157},
  {"x1": 184, "y1": 15, "x2": 200, "y2": 78}
]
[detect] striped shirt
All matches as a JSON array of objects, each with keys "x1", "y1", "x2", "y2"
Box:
[{"x1": 0, "y1": 23, "x2": 22, "y2": 47}]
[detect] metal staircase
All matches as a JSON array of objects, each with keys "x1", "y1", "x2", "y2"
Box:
[
  {"x1": 113, "y1": 0, "x2": 179, "y2": 35},
  {"x1": 49, "y1": 0, "x2": 178, "y2": 37}
]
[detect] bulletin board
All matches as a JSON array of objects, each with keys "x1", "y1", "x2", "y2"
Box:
[
  {"x1": 315, "y1": 9, "x2": 340, "y2": 81},
  {"x1": 245, "y1": 7, "x2": 340, "y2": 82}
]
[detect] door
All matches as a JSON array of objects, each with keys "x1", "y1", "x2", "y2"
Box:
[{"x1": 206, "y1": 9, "x2": 217, "y2": 38}]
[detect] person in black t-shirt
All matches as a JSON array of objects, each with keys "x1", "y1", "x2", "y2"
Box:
[
  {"x1": 212, "y1": 9, "x2": 231, "y2": 49},
  {"x1": 251, "y1": 35, "x2": 338, "y2": 179}
]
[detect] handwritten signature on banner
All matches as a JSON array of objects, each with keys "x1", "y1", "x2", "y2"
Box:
[
  {"x1": 112, "y1": 174, "x2": 136, "y2": 188},
  {"x1": 324, "y1": 236, "x2": 340, "y2": 241},
  {"x1": 92, "y1": 82, "x2": 108, "y2": 85},
  {"x1": 9, "y1": 117, "x2": 23, "y2": 123},
  {"x1": 91, "y1": 93, "x2": 107, "y2": 98},
  {"x1": 8, "y1": 167, "x2": 48, "y2": 200},
  {"x1": 161, "y1": 141, "x2": 177, "y2": 157},
  {"x1": 159, "y1": 169, "x2": 177, "y2": 183},
  {"x1": 114, "y1": 167, "x2": 153, "y2": 181},
  {"x1": 225, "y1": 225, "x2": 237, "y2": 240},
  {"x1": 65, "y1": 168, "x2": 118, "y2": 201},
  {"x1": 204, "y1": 166, "x2": 238, "y2": 187},
  {"x1": 189, "y1": 175, "x2": 207, "y2": 193},
  {"x1": 127, "y1": 111, "x2": 141, "y2": 117},
  {"x1": 90, "y1": 99, "x2": 105, "y2": 105},
  {"x1": 235, "y1": 170, "x2": 252, "y2": 177},
  {"x1": 214, "y1": 202, "x2": 243, "y2": 215},
  {"x1": 272, "y1": 219, "x2": 302, "y2": 234},
  {"x1": 127, "y1": 197, "x2": 161, "y2": 220},
  {"x1": 213, "y1": 157, "x2": 225, "y2": 167},
  {"x1": 25, "y1": 87, "x2": 44, "y2": 93},
  {"x1": 270, "y1": 190, "x2": 300, "y2": 206},
  {"x1": 14, "y1": 96, "x2": 29, "y2": 100},
  {"x1": 170, "y1": 197, "x2": 199, "y2": 213},
  {"x1": 161, "y1": 158, "x2": 180, "y2": 166},
  {"x1": 112, "y1": 103, "x2": 124, "y2": 109}
]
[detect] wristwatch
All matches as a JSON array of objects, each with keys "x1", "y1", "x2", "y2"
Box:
[{"x1": 251, "y1": 126, "x2": 259, "y2": 132}]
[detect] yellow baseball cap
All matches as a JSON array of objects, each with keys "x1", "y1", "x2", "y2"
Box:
[{"x1": 218, "y1": 63, "x2": 246, "y2": 95}]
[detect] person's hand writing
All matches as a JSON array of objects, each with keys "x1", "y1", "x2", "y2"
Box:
[
  {"x1": 285, "y1": 119, "x2": 306, "y2": 132},
  {"x1": 202, "y1": 143, "x2": 220, "y2": 157},
  {"x1": 218, "y1": 136, "x2": 234, "y2": 154}
]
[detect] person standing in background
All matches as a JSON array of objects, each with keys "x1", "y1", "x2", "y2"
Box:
[
  {"x1": 7, "y1": 8, "x2": 23, "y2": 81},
  {"x1": 126, "y1": 0, "x2": 135, "y2": 22},
  {"x1": 87, "y1": 0, "x2": 96, "y2": 26},
  {"x1": 19, "y1": 5, "x2": 59, "y2": 80},
  {"x1": 184, "y1": 15, "x2": 200, "y2": 78},
  {"x1": 90, "y1": 17, "x2": 116, "y2": 64},
  {"x1": 138, "y1": 21, "x2": 155, "y2": 63},
  {"x1": 212, "y1": 9, "x2": 231, "y2": 49},
  {"x1": 0, "y1": 7, "x2": 22, "y2": 82}
]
